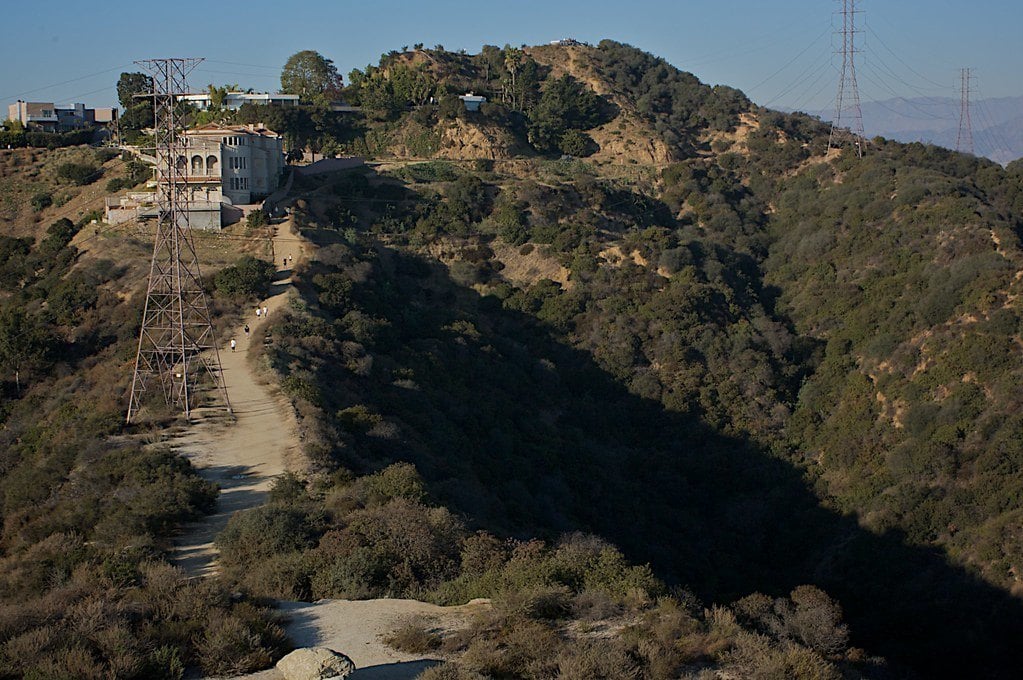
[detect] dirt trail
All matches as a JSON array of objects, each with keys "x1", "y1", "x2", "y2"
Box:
[
  {"x1": 167, "y1": 219, "x2": 485, "y2": 679},
  {"x1": 240, "y1": 599, "x2": 490, "y2": 680},
  {"x1": 168, "y1": 218, "x2": 309, "y2": 576}
]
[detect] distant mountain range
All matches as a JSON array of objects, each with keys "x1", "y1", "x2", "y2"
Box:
[{"x1": 799, "y1": 95, "x2": 1023, "y2": 164}]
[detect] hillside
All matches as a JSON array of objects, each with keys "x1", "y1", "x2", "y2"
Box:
[
  {"x1": 0, "y1": 147, "x2": 884, "y2": 679},
  {"x1": 3, "y1": 38, "x2": 1023, "y2": 679},
  {"x1": 251, "y1": 40, "x2": 1023, "y2": 675}
]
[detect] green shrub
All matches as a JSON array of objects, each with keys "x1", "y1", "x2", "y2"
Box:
[
  {"x1": 30, "y1": 192, "x2": 52, "y2": 211},
  {"x1": 196, "y1": 604, "x2": 288, "y2": 676},
  {"x1": 558, "y1": 129, "x2": 598, "y2": 157},
  {"x1": 268, "y1": 472, "x2": 308, "y2": 506},
  {"x1": 397, "y1": 161, "x2": 460, "y2": 183},
  {"x1": 94, "y1": 148, "x2": 119, "y2": 163},
  {"x1": 56, "y1": 162, "x2": 102, "y2": 186},
  {"x1": 365, "y1": 462, "x2": 427, "y2": 503},
  {"x1": 246, "y1": 210, "x2": 267, "y2": 229},
  {"x1": 336, "y1": 404, "x2": 382, "y2": 434},
  {"x1": 216, "y1": 505, "x2": 318, "y2": 565},
  {"x1": 213, "y1": 256, "x2": 275, "y2": 298},
  {"x1": 123, "y1": 160, "x2": 150, "y2": 187},
  {"x1": 417, "y1": 662, "x2": 487, "y2": 680}
]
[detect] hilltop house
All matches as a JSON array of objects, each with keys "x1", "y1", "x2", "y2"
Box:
[
  {"x1": 106, "y1": 123, "x2": 285, "y2": 230},
  {"x1": 7, "y1": 100, "x2": 117, "y2": 131},
  {"x1": 175, "y1": 92, "x2": 299, "y2": 111},
  {"x1": 458, "y1": 93, "x2": 487, "y2": 112}
]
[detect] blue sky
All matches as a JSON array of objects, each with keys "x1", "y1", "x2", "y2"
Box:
[{"x1": 1, "y1": 0, "x2": 1020, "y2": 114}]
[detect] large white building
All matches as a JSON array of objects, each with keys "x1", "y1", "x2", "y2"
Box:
[
  {"x1": 178, "y1": 123, "x2": 286, "y2": 205},
  {"x1": 107, "y1": 123, "x2": 285, "y2": 230}
]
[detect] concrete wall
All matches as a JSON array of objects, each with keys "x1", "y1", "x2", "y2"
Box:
[{"x1": 294, "y1": 157, "x2": 365, "y2": 177}]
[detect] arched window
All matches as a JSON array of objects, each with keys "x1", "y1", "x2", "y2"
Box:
[
  {"x1": 206, "y1": 155, "x2": 218, "y2": 174},
  {"x1": 191, "y1": 155, "x2": 203, "y2": 174},
  {"x1": 176, "y1": 156, "x2": 187, "y2": 173}
]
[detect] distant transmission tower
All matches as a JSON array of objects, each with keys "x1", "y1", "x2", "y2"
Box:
[
  {"x1": 828, "y1": 0, "x2": 866, "y2": 158},
  {"x1": 956, "y1": 67, "x2": 974, "y2": 155},
  {"x1": 127, "y1": 57, "x2": 231, "y2": 424}
]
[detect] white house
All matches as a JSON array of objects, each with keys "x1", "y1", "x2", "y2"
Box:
[
  {"x1": 458, "y1": 93, "x2": 487, "y2": 112},
  {"x1": 176, "y1": 92, "x2": 300, "y2": 111}
]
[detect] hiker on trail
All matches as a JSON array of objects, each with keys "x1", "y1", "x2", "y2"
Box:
[
  {"x1": 256, "y1": 307, "x2": 261, "y2": 319},
  {"x1": 262, "y1": 305, "x2": 268, "y2": 318},
  {"x1": 283, "y1": 256, "x2": 287, "y2": 268},
  {"x1": 230, "y1": 339, "x2": 236, "y2": 352},
  {"x1": 288, "y1": 253, "x2": 293, "y2": 265},
  {"x1": 244, "y1": 324, "x2": 250, "y2": 336}
]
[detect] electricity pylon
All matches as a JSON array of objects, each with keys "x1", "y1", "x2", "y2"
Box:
[
  {"x1": 126, "y1": 57, "x2": 231, "y2": 423},
  {"x1": 956, "y1": 68, "x2": 974, "y2": 155},
  {"x1": 828, "y1": 0, "x2": 866, "y2": 158}
]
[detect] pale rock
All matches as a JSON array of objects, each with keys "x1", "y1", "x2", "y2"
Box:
[{"x1": 276, "y1": 647, "x2": 356, "y2": 680}]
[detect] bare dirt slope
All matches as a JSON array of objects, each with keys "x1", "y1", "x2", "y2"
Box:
[
  {"x1": 167, "y1": 218, "x2": 308, "y2": 576},
  {"x1": 240, "y1": 598, "x2": 490, "y2": 680}
]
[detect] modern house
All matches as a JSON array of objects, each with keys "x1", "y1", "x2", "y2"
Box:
[
  {"x1": 7, "y1": 100, "x2": 117, "y2": 131},
  {"x1": 107, "y1": 123, "x2": 285, "y2": 230},
  {"x1": 175, "y1": 92, "x2": 300, "y2": 111}
]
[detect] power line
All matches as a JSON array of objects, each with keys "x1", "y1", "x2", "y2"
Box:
[
  {"x1": 763, "y1": 60, "x2": 831, "y2": 109},
  {"x1": 863, "y1": 46, "x2": 949, "y2": 100},
  {"x1": 0, "y1": 64, "x2": 131, "y2": 103},
  {"x1": 747, "y1": 27, "x2": 832, "y2": 96},
  {"x1": 859, "y1": 63, "x2": 951, "y2": 121},
  {"x1": 864, "y1": 23, "x2": 951, "y2": 90},
  {"x1": 973, "y1": 96, "x2": 1016, "y2": 162},
  {"x1": 788, "y1": 69, "x2": 837, "y2": 115},
  {"x1": 679, "y1": 19, "x2": 823, "y2": 68},
  {"x1": 205, "y1": 59, "x2": 281, "y2": 72}
]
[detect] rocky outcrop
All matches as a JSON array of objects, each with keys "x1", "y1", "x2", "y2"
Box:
[
  {"x1": 436, "y1": 119, "x2": 525, "y2": 160},
  {"x1": 276, "y1": 647, "x2": 356, "y2": 680}
]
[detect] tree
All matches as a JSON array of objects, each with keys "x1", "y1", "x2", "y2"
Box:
[
  {"x1": 280, "y1": 51, "x2": 343, "y2": 106},
  {"x1": 390, "y1": 64, "x2": 436, "y2": 107},
  {"x1": 0, "y1": 306, "x2": 55, "y2": 392},
  {"x1": 214, "y1": 256, "x2": 276, "y2": 298},
  {"x1": 527, "y1": 75, "x2": 604, "y2": 153},
  {"x1": 117, "y1": 72, "x2": 154, "y2": 130}
]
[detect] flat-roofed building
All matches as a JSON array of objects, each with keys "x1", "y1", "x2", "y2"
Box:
[
  {"x1": 176, "y1": 92, "x2": 300, "y2": 111},
  {"x1": 7, "y1": 101, "x2": 58, "y2": 130},
  {"x1": 458, "y1": 93, "x2": 487, "y2": 112},
  {"x1": 7, "y1": 100, "x2": 118, "y2": 131}
]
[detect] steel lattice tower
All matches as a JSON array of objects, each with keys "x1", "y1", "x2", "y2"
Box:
[
  {"x1": 127, "y1": 57, "x2": 231, "y2": 424},
  {"x1": 828, "y1": 0, "x2": 866, "y2": 158},
  {"x1": 956, "y1": 68, "x2": 974, "y2": 155}
]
